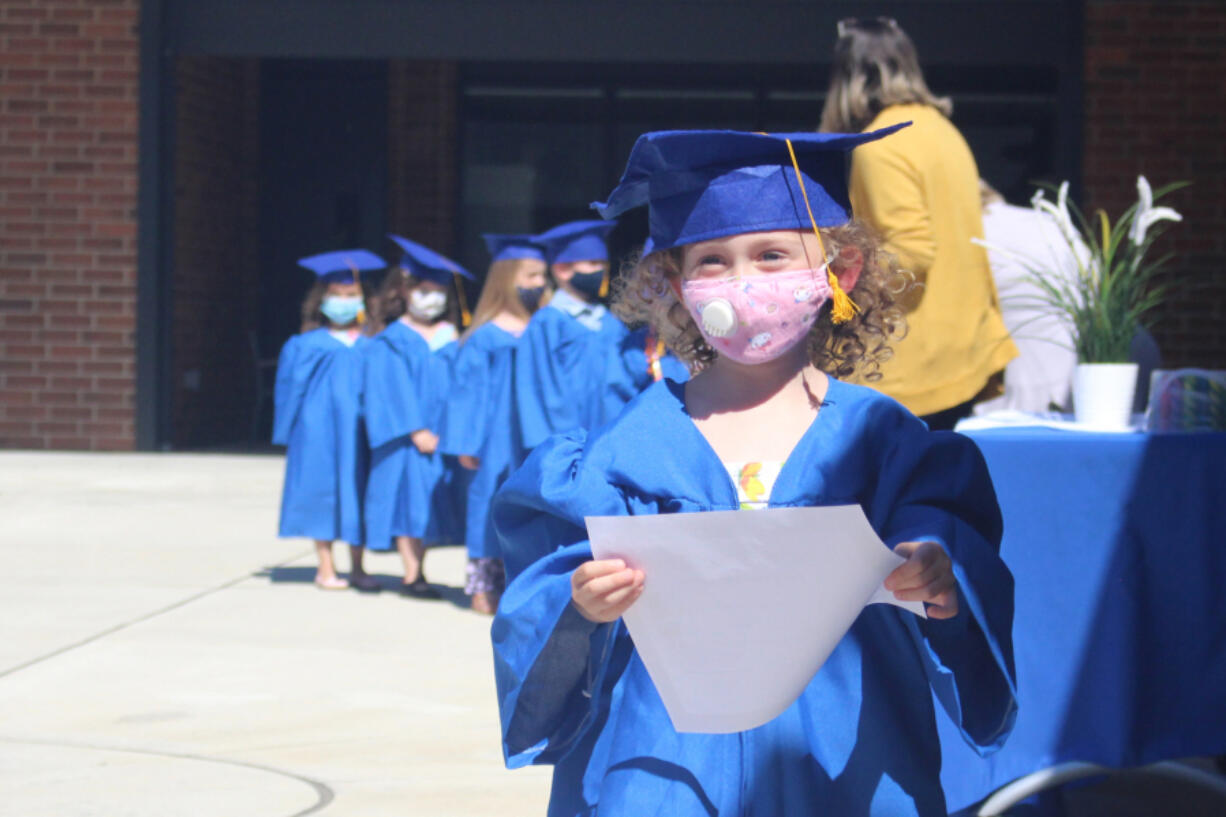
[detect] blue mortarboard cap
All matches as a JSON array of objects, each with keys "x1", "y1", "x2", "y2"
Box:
[
  {"x1": 482, "y1": 233, "x2": 546, "y2": 263},
  {"x1": 387, "y1": 234, "x2": 474, "y2": 286},
  {"x1": 297, "y1": 249, "x2": 386, "y2": 284},
  {"x1": 534, "y1": 220, "x2": 617, "y2": 265},
  {"x1": 591, "y1": 126, "x2": 909, "y2": 251}
]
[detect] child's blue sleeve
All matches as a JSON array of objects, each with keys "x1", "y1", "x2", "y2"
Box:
[
  {"x1": 871, "y1": 413, "x2": 1019, "y2": 756},
  {"x1": 439, "y1": 336, "x2": 492, "y2": 457},
  {"x1": 363, "y1": 338, "x2": 426, "y2": 451},
  {"x1": 272, "y1": 334, "x2": 305, "y2": 446},
  {"x1": 489, "y1": 430, "x2": 629, "y2": 768},
  {"x1": 514, "y1": 311, "x2": 589, "y2": 451}
]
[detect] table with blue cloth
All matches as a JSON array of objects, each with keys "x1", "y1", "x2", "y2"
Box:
[{"x1": 938, "y1": 428, "x2": 1226, "y2": 813}]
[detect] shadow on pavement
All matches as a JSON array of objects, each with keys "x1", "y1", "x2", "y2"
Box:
[{"x1": 253, "y1": 565, "x2": 474, "y2": 611}]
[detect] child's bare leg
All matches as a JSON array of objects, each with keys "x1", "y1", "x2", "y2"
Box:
[
  {"x1": 396, "y1": 536, "x2": 426, "y2": 583},
  {"x1": 398, "y1": 537, "x2": 440, "y2": 598},
  {"x1": 348, "y1": 545, "x2": 381, "y2": 592},
  {"x1": 314, "y1": 540, "x2": 348, "y2": 589}
]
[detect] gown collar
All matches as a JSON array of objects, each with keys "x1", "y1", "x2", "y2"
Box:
[{"x1": 596, "y1": 376, "x2": 858, "y2": 509}]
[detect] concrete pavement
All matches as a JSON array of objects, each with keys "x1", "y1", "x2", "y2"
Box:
[
  {"x1": 0, "y1": 451, "x2": 551, "y2": 816},
  {"x1": 5, "y1": 450, "x2": 1225, "y2": 817}
]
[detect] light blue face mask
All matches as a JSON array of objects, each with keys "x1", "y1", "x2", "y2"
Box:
[{"x1": 320, "y1": 295, "x2": 364, "y2": 326}]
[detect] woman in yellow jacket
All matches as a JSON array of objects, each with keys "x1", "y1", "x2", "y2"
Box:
[{"x1": 821, "y1": 17, "x2": 1017, "y2": 429}]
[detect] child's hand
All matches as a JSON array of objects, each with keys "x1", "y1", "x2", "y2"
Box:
[
  {"x1": 458, "y1": 454, "x2": 480, "y2": 470},
  {"x1": 571, "y1": 559, "x2": 645, "y2": 623},
  {"x1": 410, "y1": 429, "x2": 439, "y2": 455},
  {"x1": 886, "y1": 541, "x2": 959, "y2": 620}
]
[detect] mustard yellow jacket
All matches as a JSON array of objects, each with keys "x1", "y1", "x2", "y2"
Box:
[{"x1": 849, "y1": 104, "x2": 1017, "y2": 416}]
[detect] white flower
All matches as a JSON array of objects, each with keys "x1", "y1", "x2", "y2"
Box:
[
  {"x1": 1030, "y1": 182, "x2": 1079, "y2": 248},
  {"x1": 1129, "y1": 175, "x2": 1182, "y2": 246}
]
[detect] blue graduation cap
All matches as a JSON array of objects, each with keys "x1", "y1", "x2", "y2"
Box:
[
  {"x1": 387, "y1": 234, "x2": 474, "y2": 286},
  {"x1": 482, "y1": 233, "x2": 546, "y2": 263},
  {"x1": 296, "y1": 249, "x2": 386, "y2": 284},
  {"x1": 591, "y1": 126, "x2": 909, "y2": 252},
  {"x1": 534, "y1": 220, "x2": 617, "y2": 265}
]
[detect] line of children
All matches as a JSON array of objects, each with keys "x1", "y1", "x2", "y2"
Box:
[
  {"x1": 490, "y1": 129, "x2": 1018, "y2": 815},
  {"x1": 362, "y1": 235, "x2": 472, "y2": 598},
  {"x1": 275, "y1": 213, "x2": 707, "y2": 613}
]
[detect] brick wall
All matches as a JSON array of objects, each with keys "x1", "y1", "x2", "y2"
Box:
[
  {"x1": 388, "y1": 60, "x2": 458, "y2": 254},
  {"x1": 1084, "y1": 0, "x2": 1226, "y2": 368},
  {"x1": 0, "y1": 0, "x2": 140, "y2": 450},
  {"x1": 171, "y1": 57, "x2": 260, "y2": 448}
]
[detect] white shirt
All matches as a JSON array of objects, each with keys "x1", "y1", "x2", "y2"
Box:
[
  {"x1": 548, "y1": 288, "x2": 608, "y2": 332},
  {"x1": 976, "y1": 201, "x2": 1085, "y2": 414}
]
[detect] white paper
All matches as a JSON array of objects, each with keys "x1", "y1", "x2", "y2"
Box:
[{"x1": 585, "y1": 505, "x2": 925, "y2": 734}]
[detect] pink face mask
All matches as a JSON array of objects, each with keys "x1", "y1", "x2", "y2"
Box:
[{"x1": 679, "y1": 265, "x2": 832, "y2": 365}]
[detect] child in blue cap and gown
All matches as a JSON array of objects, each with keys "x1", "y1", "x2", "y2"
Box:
[
  {"x1": 274, "y1": 249, "x2": 384, "y2": 591},
  {"x1": 513, "y1": 220, "x2": 629, "y2": 452},
  {"x1": 490, "y1": 129, "x2": 1018, "y2": 816},
  {"x1": 363, "y1": 235, "x2": 472, "y2": 598},
  {"x1": 440, "y1": 233, "x2": 549, "y2": 614}
]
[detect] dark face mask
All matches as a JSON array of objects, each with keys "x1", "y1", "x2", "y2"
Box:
[
  {"x1": 568, "y1": 268, "x2": 606, "y2": 301},
  {"x1": 517, "y1": 285, "x2": 546, "y2": 312}
]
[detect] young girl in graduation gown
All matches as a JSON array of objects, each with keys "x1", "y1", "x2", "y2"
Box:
[
  {"x1": 274, "y1": 250, "x2": 385, "y2": 592},
  {"x1": 513, "y1": 220, "x2": 629, "y2": 452},
  {"x1": 440, "y1": 234, "x2": 548, "y2": 615},
  {"x1": 490, "y1": 130, "x2": 1018, "y2": 816},
  {"x1": 362, "y1": 235, "x2": 472, "y2": 597}
]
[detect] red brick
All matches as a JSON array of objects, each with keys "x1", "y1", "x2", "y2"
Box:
[
  {"x1": 48, "y1": 376, "x2": 90, "y2": 390},
  {"x1": 6, "y1": 7, "x2": 50, "y2": 21},
  {"x1": 50, "y1": 406, "x2": 92, "y2": 422},
  {"x1": 47, "y1": 436, "x2": 92, "y2": 447},
  {"x1": 4, "y1": 405, "x2": 49, "y2": 420},
  {"x1": 0, "y1": 391, "x2": 34, "y2": 405},
  {"x1": 36, "y1": 420, "x2": 78, "y2": 432},
  {"x1": 51, "y1": 8, "x2": 96, "y2": 23},
  {"x1": 5, "y1": 375, "x2": 47, "y2": 389}
]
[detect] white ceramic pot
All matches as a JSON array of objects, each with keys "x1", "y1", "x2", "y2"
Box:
[{"x1": 1073, "y1": 362, "x2": 1139, "y2": 429}]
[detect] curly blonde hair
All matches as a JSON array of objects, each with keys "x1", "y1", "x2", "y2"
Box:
[{"x1": 611, "y1": 222, "x2": 910, "y2": 381}]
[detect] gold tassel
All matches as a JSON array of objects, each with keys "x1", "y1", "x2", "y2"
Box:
[
  {"x1": 454, "y1": 272, "x2": 471, "y2": 327},
  {"x1": 348, "y1": 260, "x2": 366, "y2": 325},
  {"x1": 598, "y1": 270, "x2": 610, "y2": 299},
  {"x1": 784, "y1": 138, "x2": 859, "y2": 324},
  {"x1": 827, "y1": 268, "x2": 858, "y2": 323}
]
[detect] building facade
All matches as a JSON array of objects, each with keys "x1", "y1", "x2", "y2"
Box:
[{"x1": 1, "y1": 0, "x2": 1222, "y2": 450}]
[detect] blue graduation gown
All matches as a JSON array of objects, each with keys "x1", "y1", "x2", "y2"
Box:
[
  {"x1": 431, "y1": 340, "x2": 469, "y2": 546},
  {"x1": 362, "y1": 321, "x2": 451, "y2": 550},
  {"x1": 439, "y1": 322, "x2": 522, "y2": 560},
  {"x1": 273, "y1": 329, "x2": 369, "y2": 544},
  {"x1": 490, "y1": 378, "x2": 1018, "y2": 817},
  {"x1": 598, "y1": 325, "x2": 690, "y2": 426},
  {"x1": 514, "y1": 305, "x2": 629, "y2": 451}
]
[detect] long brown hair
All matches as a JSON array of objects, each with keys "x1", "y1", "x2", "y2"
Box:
[
  {"x1": 462, "y1": 258, "x2": 550, "y2": 342},
  {"x1": 819, "y1": 18, "x2": 952, "y2": 133}
]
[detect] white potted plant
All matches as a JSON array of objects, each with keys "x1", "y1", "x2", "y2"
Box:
[{"x1": 977, "y1": 176, "x2": 1184, "y2": 429}]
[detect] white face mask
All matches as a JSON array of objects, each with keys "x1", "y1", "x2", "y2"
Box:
[{"x1": 408, "y1": 289, "x2": 447, "y2": 321}]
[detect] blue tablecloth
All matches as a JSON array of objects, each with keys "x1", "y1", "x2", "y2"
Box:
[{"x1": 939, "y1": 428, "x2": 1226, "y2": 812}]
